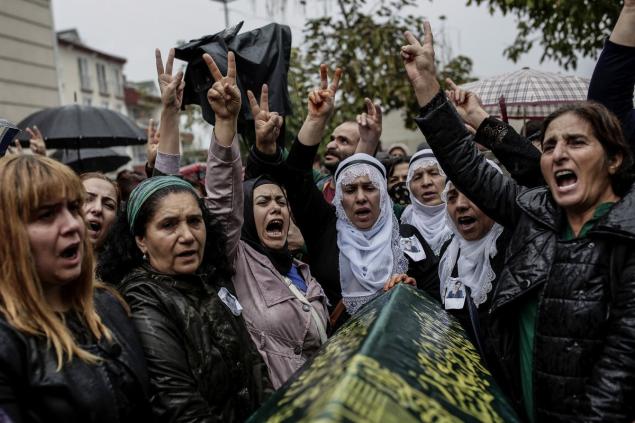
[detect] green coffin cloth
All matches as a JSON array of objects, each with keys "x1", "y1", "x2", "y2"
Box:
[{"x1": 249, "y1": 284, "x2": 519, "y2": 422}]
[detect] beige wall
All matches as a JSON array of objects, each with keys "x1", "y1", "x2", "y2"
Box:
[
  {"x1": 57, "y1": 46, "x2": 126, "y2": 114},
  {"x1": 0, "y1": 0, "x2": 60, "y2": 123},
  {"x1": 381, "y1": 110, "x2": 425, "y2": 154}
]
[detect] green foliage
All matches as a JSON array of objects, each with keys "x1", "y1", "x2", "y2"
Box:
[
  {"x1": 439, "y1": 55, "x2": 478, "y2": 86},
  {"x1": 285, "y1": 0, "x2": 475, "y2": 151},
  {"x1": 466, "y1": 0, "x2": 621, "y2": 69}
]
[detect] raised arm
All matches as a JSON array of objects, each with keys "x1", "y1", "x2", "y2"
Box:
[
  {"x1": 355, "y1": 98, "x2": 382, "y2": 155},
  {"x1": 202, "y1": 52, "x2": 243, "y2": 262},
  {"x1": 445, "y1": 78, "x2": 544, "y2": 187},
  {"x1": 402, "y1": 22, "x2": 523, "y2": 227},
  {"x1": 286, "y1": 64, "x2": 342, "y2": 237},
  {"x1": 611, "y1": 0, "x2": 635, "y2": 47},
  {"x1": 247, "y1": 84, "x2": 283, "y2": 156},
  {"x1": 587, "y1": 1, "x2": 635, "y2": 147},
  {"x1": 153, "y1": 48, "x2": 185, "y2": 176}
]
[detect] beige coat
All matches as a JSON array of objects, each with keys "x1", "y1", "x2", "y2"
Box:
[{"x1": 205, "y1": 138, "x2": 329, "y2": 389}]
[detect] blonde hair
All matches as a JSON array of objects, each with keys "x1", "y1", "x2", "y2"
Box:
[{"x1": 0, "y1": 155, "x2": 112, "y2": 369}]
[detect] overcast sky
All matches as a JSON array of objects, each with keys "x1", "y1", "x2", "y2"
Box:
[{"x1": 52, "y1": 0, "x2": 599, "y2": 84}]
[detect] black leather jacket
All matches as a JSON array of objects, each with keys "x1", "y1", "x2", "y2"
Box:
[
  {"x1": 119, "y1": 265, "x2": 270, "y2": 423},
  {"x1": 0, "y1": 289, "x2": 153, "y2": 423},
  {"x1": 416, "y1": 92, "x2": 635, "y2": 421}
]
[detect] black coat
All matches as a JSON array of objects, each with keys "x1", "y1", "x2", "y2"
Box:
[
  {"x1": 435, "y1": 230, "x2": 512, "y2": 383},
  {"x1": 0, "y1": 289, "x2": 153, "y2": 423},
  {"x1": 417, "y1": 92, "x2": 635, "y2": 421},
  {"x1": 473, "y1": 116, "x2": 544, "y2": 187},
  {"x1": 118, "y1": 265, "x2": 270, "y2": 423}
]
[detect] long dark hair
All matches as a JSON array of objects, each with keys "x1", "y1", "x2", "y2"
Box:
[
  {"x1": 541, "y1": 101, "x2": 634, "y2": 196},
  {"x1": 96, "y1": 185, "x2": 232, "y2": 286}
]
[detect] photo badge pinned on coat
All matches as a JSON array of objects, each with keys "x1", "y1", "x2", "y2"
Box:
[
  {"x1": 444, "y1": 277, "x2": 466, "y2": 310},
  {"x1": 400, "y1": 235, "x2": 426, "y2": 262},
  {"x1": 218, "y1": 287, "x2": 243, "y2": 316}
]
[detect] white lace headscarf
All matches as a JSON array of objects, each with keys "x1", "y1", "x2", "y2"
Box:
[
  {"x1": 438, "y1": 160, "x2": 504, "y2": 307},
  {"x1": 400, "y1": 149, "x2": 452, "y2": 255},
  {"x1": 333, "y1": 153, "x2": 408, "y2": 314}
]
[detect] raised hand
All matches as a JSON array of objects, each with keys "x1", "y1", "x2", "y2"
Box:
[
  {"x1": 356, "y1": 98, "x2": 382, "y2": 155},
  {"x1": 146, "y1": 118, "x2": 160, "y2": 168},
  {"x1": 383, "y1": 274, "x2": 417, "y2": 292},
  {"x1": 155, "y1": 48, "x2": 185, "y2": 112},
  {"x1": 307, "y1": 64, "x2": 343, "y2": 121},
  {"x1": 7, "y1": 139, "x2": 23, "y2": 156},
  {"x1": 203, "y1": 52, "x2": 241, "y2": 121},
  {"x1": 247, "y1": 84, "x2": 283, "y2": 155},
  {"x1": 26, "y1": 126, "x2": 46, "y2": 156},
  {"x1": 401, "y1": 21, "x2": 440, "y2": 107},
  {"x1": 445, "y1": 78, "x2": 489, "y2": 130}
]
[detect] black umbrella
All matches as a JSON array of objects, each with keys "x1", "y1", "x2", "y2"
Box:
[
  {"x1": 51, "y1": 148, "x2": 131, "y2": 174},
  {"x1": 16, "y1": 104, "x2": 146, "y2": 149}
]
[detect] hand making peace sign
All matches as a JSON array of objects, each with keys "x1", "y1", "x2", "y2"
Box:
[
  {"x1": 203, "y1": 52, "x2": 241, "y2": 121},
  {"x1": 401, "y1": 21, "x2": 441, "y2": 107},
  {"x1": 155, "y1": 48, "x2": 185, "y2": 112},
  {"x1": 247, "y1": 84, "x2": 283, "y2": 155},
  {"x1": 307, "y1": 64, "x2": 343, "y2": 121},
  {"x1": 356, "y1": 98, "x2": 383, "y2": 153}
]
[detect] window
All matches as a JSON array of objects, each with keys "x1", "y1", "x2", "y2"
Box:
[
  {"x1": 83, "y1": 97, "x2": 92, "y2": 106},
  {"x1": 112, "y1": 68, "x2": 123, "y2": 96},
  {"x1": 102, "y1": 101, "x2": 109, "y2": 109},
  {"x1": 96, "y1": 63, "x2": 108, "y2": 95},
  {"x1": 78, "y1": 57, "x2": 91, "y2": 91}
]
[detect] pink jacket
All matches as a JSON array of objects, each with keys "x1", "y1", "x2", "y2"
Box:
[{"x1": 204, "y1": 137, "x2": 329, "y2": 389}]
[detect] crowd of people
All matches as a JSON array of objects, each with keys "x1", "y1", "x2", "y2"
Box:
[{"x1": 0, "y1": 1, "x2": 634, "y2": 422}]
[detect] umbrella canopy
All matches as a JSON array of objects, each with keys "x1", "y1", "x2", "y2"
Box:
[
  {"x1": 461, "y1": 67, "x2": 590, "y2": 119},
  {"x1": 249, "y1": 285, "x2": 519, "y2": 422},
  {"x1": 16, "y1": 104, "x2": 146, "y2": 149},
  {"x1": 51, "y1": 148, "x2": 131, "y2": 174}
]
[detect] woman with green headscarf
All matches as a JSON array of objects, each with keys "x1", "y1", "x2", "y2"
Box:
[
  {"x1": 97, "y1": 175, "x2": 270, "y2": 421},
  {"x1": 97, "y1": 46, "x2": 271, "y2": 421}
]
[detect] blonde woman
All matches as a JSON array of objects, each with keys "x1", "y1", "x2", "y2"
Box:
[{"x1": 0, "y1": 155, "x2": 152, "y2": 422}]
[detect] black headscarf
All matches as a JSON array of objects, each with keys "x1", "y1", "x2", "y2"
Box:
[{"x1": 242, "y1": 176, "x2": 293, "y2": 275}]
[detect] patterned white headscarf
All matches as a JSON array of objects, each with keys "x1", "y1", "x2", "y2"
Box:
[
  {"x1": 400, "y1": 149, "x2": 452, "y2": 255},
  {"x1": 333, "y1": 154, "x2": 408, "y2": 314},
  {"x1": 438, "y1": 160, "x2": 504, "y2": 307}
]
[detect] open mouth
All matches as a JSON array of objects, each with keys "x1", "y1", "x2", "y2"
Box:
[
  {"x1": 265, "y1": 219, "x2": 284, "y2": 237},
  {"x1": 354, "y1": 207, "x2": 371, "y2": 219},
  {"x1": 60, "y1": 243, "x2": 80, "y2": 260},
  {"x1": 87, "y1": 220, "x2": 102, "y2": 234},
  {"x1": 177, "y1": 250, "x2": 197, "y2": 259},
  {"x1": 324, "y1": 152, "x2": 338, "y2": 161},
  {"x1": 457, "y1": 215, "x2": 477, "y2": 230},
  {"x1": 554, "y1": 170, "x2": 578, "y2": 188}
]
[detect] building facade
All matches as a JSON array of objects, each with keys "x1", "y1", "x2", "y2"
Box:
[
  {"x1": 56, "y1": 29, "x2": 126, "y2": 114},
  {"x1": 0, "y1": 0, "x2": 60, "y2": 123}
]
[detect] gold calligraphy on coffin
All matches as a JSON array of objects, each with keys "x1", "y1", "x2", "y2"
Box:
[{"x1": 249, "y1": 285, "x2": 518, "y2": 422}]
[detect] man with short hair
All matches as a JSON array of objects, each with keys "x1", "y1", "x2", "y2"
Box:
[{"x1": 316, "y1": 121, "x2": 360, "y2": 203}]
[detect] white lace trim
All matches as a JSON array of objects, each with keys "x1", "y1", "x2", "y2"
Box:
[
  {"x1": 342, "y1": 291, "x2": 383, "y2": 315},
  {"x1": 333, "y1": 156, "x2": 408, "y2": 302}
]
